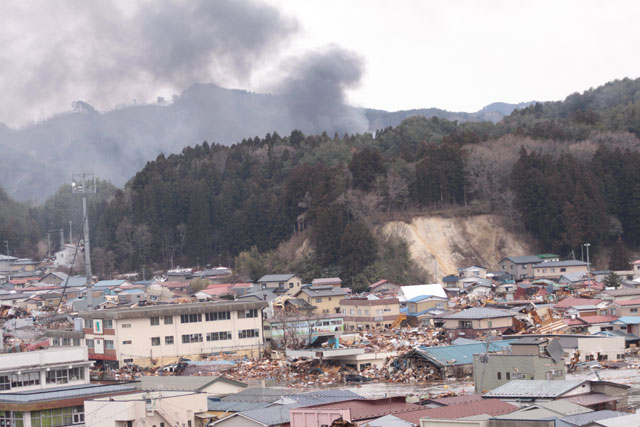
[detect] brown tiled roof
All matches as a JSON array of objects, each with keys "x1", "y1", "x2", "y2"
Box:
[
  {"x1": 429, "y1": 394, "x2": 483, "y2": 406},
  {"x1": 304, "y1": 397, "x2": 422, "y2": 421},
  {"x1": 396, "y1": 399, "x2": 518, "y2": 424}
]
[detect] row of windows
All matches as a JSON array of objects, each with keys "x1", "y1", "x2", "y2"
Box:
[
  {"x1": 150, "y1": 316, "x2": 173, "y2": 326},
  {"x1": 85, "y1": 339, "x2": 114, "y2": 349},
  {"x1": 206, "y1": 311, "x2": 231, "y2": 321},
  {"x1": 238, "y1": 309, "x2": 258, "y2": 319},
  {"x1": 46, "y1": 368, "x2": 84, "y2": 385},
  {"x1": 207, "y1": 331, "x2": 231, "y2": 341},
  {"x1": 181, "y1": 314, "x2": 202, "y2": 324},
  {"x1": 51, "y1": 338, "x2": 81, "y2": 347},
  {"x1": 239, "y1": 329, "x2": 260, "y2": 339},
  {"x1": 0, "y1": 411, "x2": 23, "y2": 427},
  {"x1": 84, "y1": 319, "x2": 113, "y2": 329},
  {"x1": 31, "y1": 406, "x2": 84, "y2": 427},
  {"x1": 0, "y1": 372, "x2": 40, "y2": 391}
]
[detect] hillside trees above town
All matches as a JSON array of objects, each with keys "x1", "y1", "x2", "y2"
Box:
[{"x1": 2, "y1": 77, "x2": 640, "y2": 286}]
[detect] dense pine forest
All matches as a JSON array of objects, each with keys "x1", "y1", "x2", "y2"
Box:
[{"x1": 3, "y1": 77, "x2": 640, "y2": 288}]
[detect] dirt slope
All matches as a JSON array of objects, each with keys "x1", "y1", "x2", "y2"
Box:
[{"x1": 382, "y1": 214, "x2": 535, "y2": 278}]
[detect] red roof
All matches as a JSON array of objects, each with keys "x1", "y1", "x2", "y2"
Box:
[
  {"x1": 25, "y1": 340, "x2": 50, "y2": 351},
  {"x1": 430, "y1": 394, "x2": 483, "y2": 406},
  {"x1": 303, "y1": 397, "x2": 422, "y2": 421},
  {"x1": 162, "y1": 281, "x2": 190, "y2": 288},
  {"x1": 370, "y1": 279, "x2": 399, "y2": 289},
  {"x1": 612, "y1": 299, "x2": 640, "y2": 306},
  {"x1": 396, "y1": 399, "x2": 518, "y2": 424},
  {"x1": 565, "y1": 315, "x2": 618, "y2": 326},
  {"x1": 554, "y1": 297, "x2": 602, "y2": 308},
  {"x1": 633, "y1": 260, "x2": 640, "y2": 265},
  {"x1": 231, "y1": 283, "x2": 253, "y2": 289}
]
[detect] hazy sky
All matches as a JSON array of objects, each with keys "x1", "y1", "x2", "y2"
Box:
[{"x1": 2, "y1": 0, "x2": 640, "y2": 127}]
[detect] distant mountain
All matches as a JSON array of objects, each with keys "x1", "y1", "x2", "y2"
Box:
[
  {"x1": 0, "y1": 83, "x2": 534, "y2": 202},
  {"x1": 364, "y1": 101, "x2": 535, "y2": 131}
]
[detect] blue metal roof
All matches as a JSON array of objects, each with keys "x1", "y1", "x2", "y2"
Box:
[
  {"x1": 417, "y1": 340, "x2": 514, "y2": 366},
  {"x1": 613, "y1": 316, "x2": 640, "y2": 325},
  {"x1": 0, "y1": 383, "x2": 137, "y2": 403},
  {"x1": 94, "y1": 279, "x2": 127, "y2": 287}
]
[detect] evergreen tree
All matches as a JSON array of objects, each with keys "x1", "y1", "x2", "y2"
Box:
[
  {"x1": 609, "y1": 236, "x2": 631, "y2": 270},
  {"x1": 603, "y1": 271, "x2": 622, "y2": 289}
]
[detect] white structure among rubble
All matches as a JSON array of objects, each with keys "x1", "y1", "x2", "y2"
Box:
[{"x1": 397, "y1": 284, "x2": 447, "y2": 303}]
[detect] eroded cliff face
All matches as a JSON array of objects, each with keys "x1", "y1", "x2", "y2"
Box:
[{"x1": 383, "y1": 214, "x2": 535, "y2": 277}]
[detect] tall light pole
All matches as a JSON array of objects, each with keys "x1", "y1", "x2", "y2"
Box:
[
  {"x1": 72, "y1": 173, "x2": 96, "y2": 308},
  {"x1": 584, "y1": 243, "x2": 591, "y2": 290}
]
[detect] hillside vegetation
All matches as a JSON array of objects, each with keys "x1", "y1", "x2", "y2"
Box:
[{"x1": 3, "y1": 77, "x2": 640, "y2": 288}]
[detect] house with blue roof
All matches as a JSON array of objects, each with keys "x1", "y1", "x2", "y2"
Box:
[
  {"x1": 406, "y1": 295, "x2": 448, "y2": 324},
  {"x1": 394, "y1": 340, "x2": 514, "y2": 379},
  {"x1": 611, "y1": 316, "x2": 640, "y2": 336}
]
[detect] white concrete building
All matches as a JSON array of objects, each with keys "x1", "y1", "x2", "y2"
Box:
[
  {"x1": 0, "y1": 347, "x2": 137, "y2": 427},
  {"x1": 78, "y1": 301, "x2": 268, "y2": 367},
  {"x1": 85, "y1": 391, "x2": 208, "y2": 427},
  {"x1": 0, "y1": 347, "x2": 92, "y2": 394}
]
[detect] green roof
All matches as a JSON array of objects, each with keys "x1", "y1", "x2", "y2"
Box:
[{"x1": 537, "y1": 254, "x2": 559, "y2": 258}]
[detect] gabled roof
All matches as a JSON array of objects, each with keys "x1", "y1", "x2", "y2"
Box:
[
  {"x1": 609, "y1": 298, "x2": 640, "y2": 306},
  {"x1": 500, "y1": 256, "x2": 543, "y2": 264},
  {"x1": 258, "y1": 274, "x2": 296, "y2": 282},
  {"x1": 534, "y1": 260, "x2": 589, "y2": 268},
  {"x1": 412, "y1": 340, "x2": 514, "y2": 366},
  {"x1": 370, "y1": 279, "x2": 399, "y2": 288},
  {"x1": 441, "y1": 307, "x2": 515, "y2": 320},
  {"x1": 612, "y1": 316, "x2": 640, "y2": 325},
  {"x1": 561, "y1": 410, "x2": 627, "y2": 426},
  {"x1": 395, "y1": 399, "x2": 518, "y2": 424},
  {"x1": 312, "y1": 277, "x2": 341, "y2": 285},
  {"x1": 301, "y1": 397, "x2": 422, "y2": 421},
  {"x1": 565, "y1": 315, "x2": 618, "y2": 326},
  {"x1": 298, "y1": 286, "x2": 350, "y2": 298},
  {"x1": 137, "y1": 376, "x2": 246, "y2": 392},
  {"x1": 93, "y1": 279, "x2": 127, "y2": 288},
  {"x1": 407, "y1": 295, "x2": 447, "y2": 303},
  {"x1": 484, "y1": 380, "x2": 586, "y2": 398},
  {"x1": 601, "y1": 287, "x2": 640, "y2": 297},
  {"x1": 554, "y1": 297, "x2": 602, "y2": 308}
]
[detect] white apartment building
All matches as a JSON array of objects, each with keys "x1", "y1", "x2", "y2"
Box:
[
  {"x1": 0, "y1": 347, "x2": 137, "y2": 427},
  {"x1": 0, "y1": 347, "x2": 92, "y2": 394},
  {"x1": 78, "y1": 301, "x2": 268, "y2": 367}
]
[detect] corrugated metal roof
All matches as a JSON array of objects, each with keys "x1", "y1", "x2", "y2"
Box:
[
  {"x1": 283, "y1": 389, "x2": 362, "y2": 407},
  {"x1": 207, "y1": 399, "x2": 267, "y2": 412},
  {"x1": 258, "y1": 274, "x2": 295, "y2": 282},
  {"x1": 442, "y1": 307, "x2": 515, "y2": 319},
  {"x1": 484, "y1": 380, "x2": 585, "y2": 398},
  {"x1": 415, "y1": 341, "x2": 513, "y2": 366},
  {"x1": 239, "y1": 403, "x2": 298, "y2": 425},
  {"x1": 613, "y1": 316, "x2": 640, "y2": 325},
  {"x1": 0, "y1": 383, "x2": 137, "y2": 403},
  {"x1": 561, "y1": 410, "x2": 627, "y2": 426}
]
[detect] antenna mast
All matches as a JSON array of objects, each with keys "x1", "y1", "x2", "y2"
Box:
[{"x1": 72, "y1": 173, "x2": 96, "y2": 308}]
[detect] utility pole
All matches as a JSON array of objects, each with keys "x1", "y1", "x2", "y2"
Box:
[
  {"x1": 72, "y1": 173, "x2": 96, "y2": 308},
  {"x1": 584, "y1": 243, "x2": 591, "y2": 290},
  {"x1": 47, "y1": 232, "x2": 51, "y2": 258},
  {"x1": 69, "y1": 221, "x2": 73, "y2": 244},
  {"x1": 59, "y1": 229, "x2": 64, "y2": 251},
  {"x1": 3, "y1": 240, "x2": 8, "y2": 256}
]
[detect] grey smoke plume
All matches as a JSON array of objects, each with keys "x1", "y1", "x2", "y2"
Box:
[
  {"x1": 0, "y1": 0, "x2": 298, "y2": 127},
  {"x1": 0, "y1": 1, "x2": 373, "y2": 201},
  {"x1": 276, "y1": 45, "x2": 369, "y2": 135}
]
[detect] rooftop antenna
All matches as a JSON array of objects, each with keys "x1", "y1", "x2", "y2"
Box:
[{"x1": 72, "y1": 173, "x2": 96, "y2": 308}]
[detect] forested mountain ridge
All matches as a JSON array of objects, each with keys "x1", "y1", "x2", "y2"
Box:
[{"x1": 3, "y1": 76, "x2": 640, "y2": 288}]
